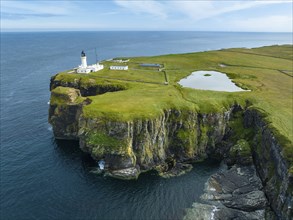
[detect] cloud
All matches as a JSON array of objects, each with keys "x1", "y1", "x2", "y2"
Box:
[
  {"x1": 114, "y1": 0, "x2": 292, "y2": 22},
  {"x1": 173, "y1": 1, "x2": 292, "y2": 32},
  {"x1": 230, "y1": 15, "x2": 293, "y2": 32},
  {"x1": 1, "y1": 1, "x2": 76, "y2": 17},
  {"x1": 1, "y1": 12, "x2": 64, "y2": 20},
  {"x1": 100, "y1": 11, "x2": 119, "y2": 16},
  {"x1": 114, "y1": 0, "x2": 167, "y2": 19},
  {"x1": 169, "y1": 1, "x2": 292, "y2": 21},
  {"x1": 1, "y1": 0, "x2": 292, "y2": 31},
  {"x1": 0, "y1": 1, "x2": 86, "y2": 30}
]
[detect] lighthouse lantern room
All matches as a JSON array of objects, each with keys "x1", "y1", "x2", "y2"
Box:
[{"x1": 80, "y1": 50, "x2": 87, "y2": 68}]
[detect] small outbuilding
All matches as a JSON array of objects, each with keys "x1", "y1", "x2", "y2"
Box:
[
  {"x1": 110, "y1": 66, "x2": 128, "y2": 70},
  {"x1": 113, "y1": 59, "x2": 129, "y2": 63}
]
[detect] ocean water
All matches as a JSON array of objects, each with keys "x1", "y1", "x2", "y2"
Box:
[{"x1": 1, "y1": 31, "x2": 292, "y2": 220}]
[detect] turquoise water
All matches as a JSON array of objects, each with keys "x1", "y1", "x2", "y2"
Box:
[{"x1": 1, "y1": 31, "x2": 292, "y2": 219}]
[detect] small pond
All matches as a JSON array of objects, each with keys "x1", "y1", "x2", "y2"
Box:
[
  {"x1": 140, "y1": 63, "x2": 161, "y2": 67},
  {"x1": 178, "y1": 71, "x2": 246, "y2": 92}
]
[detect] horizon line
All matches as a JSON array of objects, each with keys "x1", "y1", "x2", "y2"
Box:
[{"x1": 1, "y1": 29, "x2": 292, "y2": 34}]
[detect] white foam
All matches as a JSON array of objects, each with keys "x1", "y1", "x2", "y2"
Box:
[{"x1": 211, "y1": 205, "x2": 219, "y2": 220}]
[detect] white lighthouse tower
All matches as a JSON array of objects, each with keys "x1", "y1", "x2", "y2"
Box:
[
  {"x1": 77, "y1": 50, "x2": 104, "y2": 74},
  {"x1": 80, "y1": 50, "x2": 87, "y2": 68}
]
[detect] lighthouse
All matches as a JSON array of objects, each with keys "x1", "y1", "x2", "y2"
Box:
[
  {"x1": 80, "y1": 50, "x2": 87, "y2": 68},
  {"x1": 76, "y1": 50, "x2": 104, "y2": 74}
]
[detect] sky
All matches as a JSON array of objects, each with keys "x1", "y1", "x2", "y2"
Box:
[{"x1": 1, "y1": 0, "x2": 292, "y2": 32}]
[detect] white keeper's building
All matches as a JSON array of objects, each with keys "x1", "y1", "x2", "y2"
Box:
[{"x1": 110, "y1": 65, "x2": 128, "y2": 70}]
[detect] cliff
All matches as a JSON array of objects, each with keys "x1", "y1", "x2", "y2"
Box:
[
  {"x1": 48, "y1": 82, "x2": 292, "y2": 219},
  {"x1": 48, "y1": 45, "x2": 292, "y2": 219},
  {"x1": 49, "y1": 83, "x2": 232, "y2": 177},
  {"x1": 244, "y1": 109, "x2": 293, "y2": 218}
]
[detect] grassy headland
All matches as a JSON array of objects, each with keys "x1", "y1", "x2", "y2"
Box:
[{"x1": 52, "y1": 45, "x2": 292, "y2": 165}]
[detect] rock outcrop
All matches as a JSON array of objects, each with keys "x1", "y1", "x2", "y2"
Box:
[
  {"x1": 184, "y1": 165, "x2": 271, "y2": 220},
  {"x1": 50, "y1": 74, "x2": 127, "y2": 96}
]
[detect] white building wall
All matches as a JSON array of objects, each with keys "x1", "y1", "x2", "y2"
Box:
[
  {"x1": 77, "y1": 68, "x2": 90, "y2": 74},
  {"x1": 81, "y1": 56, "x2": 87, "y2": 68},
  {"x1": 77, "y1": 64, "x2": 104, "y2": 74},
  {"x1": 110, "y1": 66, "x2": 128, "y2": 70}
]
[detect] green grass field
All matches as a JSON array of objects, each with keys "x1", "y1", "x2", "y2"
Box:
[{"x1": 54, "y1": 45, "x2": 293, "y2": 164}]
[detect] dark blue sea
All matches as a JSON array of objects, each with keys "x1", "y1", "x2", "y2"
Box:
[{"x1": 1, "y1": 31, "x2": 292, "y2": 220}]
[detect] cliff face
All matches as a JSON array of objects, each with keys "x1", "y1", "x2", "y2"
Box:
[
  {"x1": 49, "y1": 79, "x2": 292, "y2": 219},
  {"x1": 49, "y1": 77, "x2": 233, "y2": 175},
  {"x1": 244, "y1": 110, "x2": 293, "y2": 219},
  {"x1": 77, "y1": 109, "x2": 231, "y2": 173},
  {"x1": 48, "y1": 86, "x2": 84, "y2": 140}
]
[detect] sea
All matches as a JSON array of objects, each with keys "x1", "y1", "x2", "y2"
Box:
[{"x1": 1, "y1": 31, "x2": 292, "y2": 220}]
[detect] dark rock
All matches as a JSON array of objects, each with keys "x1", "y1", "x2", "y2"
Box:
[
  {"x1": 104, "y1": 154, "x2": 134, "y2": 170},
  {"x1": 184, "y1": 203, "x2": 219, "y2": 220},
  {"x1": 226, "y1": 139, "x2": 253, "y2": 166},
  {"x1": 214, "y1": 206, "x2": 266, "y2": 220},
  {"x1": 184, "y1": 202, "x2": 267, "y2": 220},
  {"x1": 49, "y1": 104, "x2": 82, "y2": 140},
  {"x1": 157, "y1": 162, "x2": 193, "y2": 178},
  {"x1": 106, "y1": 166, "x2": 140, "y2": 180},
  {"x1": 222, "y1": 190, "x2": 267, "y2": 211},
  {"x1": 185, "y1": 164, "x2": 270, "y2": 220}
]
